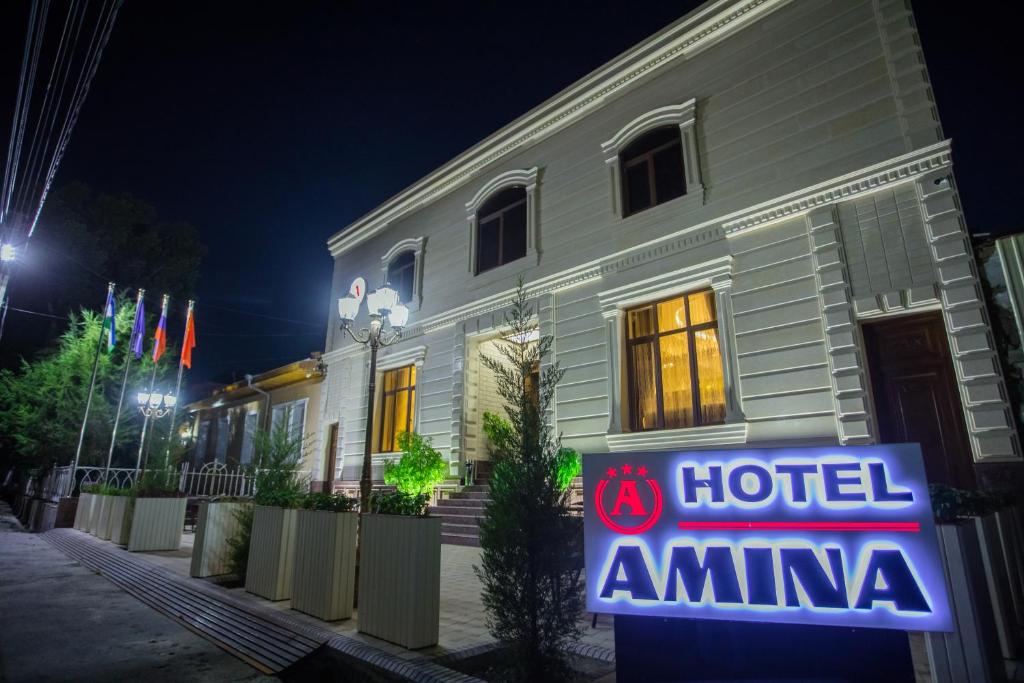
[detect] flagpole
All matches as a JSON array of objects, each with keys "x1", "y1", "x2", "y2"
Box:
[
  {"x1": 165, "y1": 299, "x2": 194, "y2": 460},
  {"x1": 69, "y1": 282, "x2": 115, "y2": 496},
  {"x1": 104, "y1": 289, "x2": 144, "y2": 485},
  {"x1": 136, "y1": 293, "x2": 168, "y2": 476}
]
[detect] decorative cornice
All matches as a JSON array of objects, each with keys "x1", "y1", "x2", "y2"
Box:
[
  {"x1": 722, "y1": 140, "x2": 952, "y2": 236},
  {"x1": 600, "y1": 99, "x2": 696, "y2": 162},
  {"x1": 466, "y1": 168, "x2": 539, "y2": 213},
  {"x1": 327, "y1": 0, "x2": 791, "y2": 258},
  {"x1": 380, "y1": 236, "x2": 425, "y2": 267}
]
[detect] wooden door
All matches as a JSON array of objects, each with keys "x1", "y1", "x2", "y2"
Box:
[
  {"x1": 325, "y1": 422, "x2": 339, "y2": 492},
  {"x1": 862, "y1": 313, "x2": 975, "y2": 487}
]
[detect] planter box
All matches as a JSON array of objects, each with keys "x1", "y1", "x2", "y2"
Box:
[
  {"x1": 191, "y1": 502, "x2": 250, "y2": 578},
  {"x1": 95, "y1": 495, "x2": 114, "y2": 538},
  {"x1": 291, "y1": 509, "x2": 357, "y2": 621},
  {"x1": 925, "y1": 521, "x2": 1005, "y2": 683},
  {"x1": 73, "y1": 493, "x2": 93, "y2": 530},
  {"x1": 127, "y1": 497, "x2": 187, "y2": 552},
  {"x1": 245, "y1": 506, "x2": 297, "y2": 601},
  {"x1": 357, "y1": 514, "x2": 441, "y2": 649},
  {"x1": 106, "y1": 496, "x2": 131, "y2": 545}
]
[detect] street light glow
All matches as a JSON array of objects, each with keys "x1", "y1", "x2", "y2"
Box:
[{"x1": 0, "y1": 243, "x2": 15, "y2": 262}]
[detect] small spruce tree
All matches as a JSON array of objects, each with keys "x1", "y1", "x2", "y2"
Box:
[{"x1": 475, "y1": 281, "x2": 584, "y2": 680}]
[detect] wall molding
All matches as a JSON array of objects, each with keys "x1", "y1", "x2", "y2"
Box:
[
  {"x1": 327, "y1": 0, "x2": 792, "y2": 257},
  {"x1": 607, "y1": 422, "x2": 748, "y2": 452},
  {"x1": 723, "y1": 140, "x2": 952, "y2": 236}
]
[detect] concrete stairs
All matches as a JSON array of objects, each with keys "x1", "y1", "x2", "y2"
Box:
[{"x1": 433, "y1": 484, "x2": 490, "y2": 547}]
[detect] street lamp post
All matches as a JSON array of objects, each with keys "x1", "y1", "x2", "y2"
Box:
[
  {"x1": 135, "y1": 390, "x2": 176, "y2": 474},
  {"x1": 336, "y1": 280, "x2": 409, "y2": 512}
]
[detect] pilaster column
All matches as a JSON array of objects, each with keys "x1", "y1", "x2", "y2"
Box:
[
  {"x1": 710, "y1": 274, "x2": 743, "y2": 422},
  {"x1": 603, "y1": 308, "x2": 625, "y2": 434}
]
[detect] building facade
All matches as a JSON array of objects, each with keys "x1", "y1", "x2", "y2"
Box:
[
  {"x1": 316, "y1": 0, "x2": 1021, "y2": 492},
  {"x1": 184, "y1": 356, "x2": 324, "y2": 475}
]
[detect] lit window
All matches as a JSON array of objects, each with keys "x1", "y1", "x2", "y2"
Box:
[
  {"x1": 619, "y1": 126, "x2": 685, "y2": 217},
  {"x1": 476, "y1": 186, "x2": 527, "y2": 275},
  {"x1": 271, "y1": 398, "x2": 307, "y2": 452},
  {"x1": 625, "y1": 290, "x2": 725, "y2": 431},
  {"x1": 378, "y1": 365, "x2": 416, "y2": 452},
  {"x1": 386, "y1": 250, "x2": 416, "y2": 305}
]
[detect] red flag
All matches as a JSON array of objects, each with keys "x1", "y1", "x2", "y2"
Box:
[
  {"x1": 153, "y1": 297, "x2": 168, "y2": 363},
  {"x1": 181, "y1": 307, "x2": 196, "y2": 369}
]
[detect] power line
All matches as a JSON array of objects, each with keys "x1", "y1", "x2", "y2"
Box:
[
  {"x1": 199, "y1": 301, "x2": 324, "y2": 329},
  {"x1": 7, "y1": 305, "x2": 66, "y2": 320}
]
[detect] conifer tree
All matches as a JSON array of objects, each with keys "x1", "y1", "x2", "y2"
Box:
[{"x1": 475, "y1": 281, "x2": 584, "y2": 680}]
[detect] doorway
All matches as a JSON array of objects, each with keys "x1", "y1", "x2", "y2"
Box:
[{"x1": 862, "y1": 312, "x2": 975, "y2": 487}]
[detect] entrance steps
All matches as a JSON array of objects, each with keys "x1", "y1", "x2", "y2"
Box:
[{"x1": 434, "y1": 484, "x2": 490, "y2": 547}]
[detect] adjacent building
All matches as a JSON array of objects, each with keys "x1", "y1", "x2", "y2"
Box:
[
  {"x1": 315, "y1": 0, "x2": 1021, "y2": 494},
  {"x1": 184, "y1": 355, "x2": 324, "y2": 476}
]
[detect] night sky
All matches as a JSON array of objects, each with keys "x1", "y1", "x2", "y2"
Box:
[{"x1": 1, "y1": 2, "x2": 1019, "y2": 391}]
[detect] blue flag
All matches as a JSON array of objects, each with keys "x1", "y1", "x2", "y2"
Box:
[{"x1": 130, "y1": 297, "x2": 146, "y2": 359}]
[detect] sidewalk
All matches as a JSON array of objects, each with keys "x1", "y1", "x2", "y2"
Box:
[{"x1": 0, "y1": 503, "x2": 268, "y2": 683}]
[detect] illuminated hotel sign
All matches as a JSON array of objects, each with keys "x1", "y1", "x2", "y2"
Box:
[{"x1": 583, "y1": 445, "x2": 953, "y2": 631}]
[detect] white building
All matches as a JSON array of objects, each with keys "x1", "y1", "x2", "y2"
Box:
[{"x1": 315, "y1": 0, "x2": 1020, "y2": 494}]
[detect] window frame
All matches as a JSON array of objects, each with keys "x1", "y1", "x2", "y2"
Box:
[
  {"x1": 601, "y1": 99, "x2": 703, "y2": 218},
  {"x1": 270, "y1": 397, "x2": 309, "y2": 460},
  {"x1": 624, "y1": 290, "x2": 726, "y2": 432},
  {"x1": 465, "y1": 167, "x2": 540, "y2": 279},
  {"x1": 377, "y1": 364, "x2": 417, "y2": 453},
  {"x1": 475, "y1": 187, "x2": 528, "y2": 275},
  {"x1": 620, "y1": 128, "x2": 686, "y2": 217},
  {"x1": 380, "y1": 237, "x2": 425, "y2": 311}
]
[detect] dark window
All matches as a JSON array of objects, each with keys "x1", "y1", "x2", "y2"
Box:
[
  {"x1": 387, "y1": 251, "x2": 416, "y2": 304},
  {"x1": 619, "y1": 126, "x2": 685, "y2": 217},
  {"x1": 378, "y1": 365, "x2": 416, "y2": 452},
  {"x1": 625, "y1": 291, "x2": 725, "y2": 431},
  {"x1": 476, "y1": 186, "x2": 527, "y2": 275}
]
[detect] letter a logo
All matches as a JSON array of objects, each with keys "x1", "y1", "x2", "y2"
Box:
[
  {"x1": 611, "y1": 480, "x2": 649, "y2": 516},
  {"x1": 595, "y1": 463, "x2": 663, "y2": 535}
]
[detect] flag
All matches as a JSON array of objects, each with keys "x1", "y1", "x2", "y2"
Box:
[
  {"x1": 180, "y1": 305, "x2": 196, "y2": 369},
  {"x1": 101, "y1": 290, "x2": 116, "y2": 353},
  {"x1": 130, "y1": 296, "x2": 146, "y2": 359},
  {"x1": 153, "y1": 299, "x2": 168, "y2": 362}
]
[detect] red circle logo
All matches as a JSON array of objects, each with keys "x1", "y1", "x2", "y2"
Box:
[{"x1": 595, "y1": 464, "x2": 663, "y2": 535}]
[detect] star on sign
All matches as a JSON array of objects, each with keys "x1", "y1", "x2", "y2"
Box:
[
  {"x1": 622, "y1": 464, "x2": 633, "y2": 475},
  {"x1": 606, "y1": 467, "x2": 617, "y2": 478},
  {"x1": 637, "y1": 466, "x2": 648, "y2": 477}
]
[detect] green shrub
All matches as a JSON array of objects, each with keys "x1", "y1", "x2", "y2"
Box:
[
  {"x1": 226, "y1": 504, "x2": 254, "y2": 582},
  {"x1": 98, "y1": 484, "x2": 131, "y2": 496},
  {"x1": 382, "y1": 431, "x2": 447, "y2": 497},
  {"x1": 368, "y1": 491, "x2": 429, "y2": 516},
  {"x1": 554, "y1": 448, "x2": 581, "y2": 491},
  {"x1": 482, "y1": 411, "x2": 514, "y2": 459},
  {"x1": 80, "y1": 483, "x2": 102, "y2": 494},
  {"x1": 301, "y1": 491, "x2": 358, "y2": 512},
  {"x1": 929, "y1": 484, "x2": 1015, "y2": 523},
  {"x1": 251, "y1": 423, "x2": 307, "y2": 508}
]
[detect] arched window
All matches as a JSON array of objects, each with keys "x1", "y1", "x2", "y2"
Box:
[
  {"x1": 386, "y1": 250, "x2": 416, "y2": 305},
  {"x1": 475, "y1": 186, "x2": 527, "y2": 275},
  {"x1": 619, "y1": 126, "x2": 685, "y2": 217}
]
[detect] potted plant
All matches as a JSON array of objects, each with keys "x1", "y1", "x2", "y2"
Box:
[
  {"x1": 922, "y1": 484, "x2": 1013, "y2": 681},
  {"x1": 290, "y1": 491, "x2": 359, "y2": 620},
  {"x1": 358, "y1": 455, "x2": 442, "y2": 649},
  {"x1": 125, "y1": 467, "x2": 188, "y2": 552},
  {"x1": 190, "y1": 496, "x2": 252, "y2": 578},
  {"x1": 74, "y1": 483, "x2": 100, "y2": 531},
  {"x1": 95, "y1": 485, "x2": 132, "y2": 541},
  {"x1": 243, "y1": 425, "x2": 307, "y2": 601}
]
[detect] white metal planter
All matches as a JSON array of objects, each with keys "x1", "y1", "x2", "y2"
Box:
[
  {"x1": 86, "y1": 493, "x2": 104, "y2": 535},
  {"x1": 925, "y1": 521, "x2": 1004, "y2": 683},
  {"x1": 127, "y1": 497, "x2": 187, "y2": 552},
  {"x1": 191, "y1": 501, "x2": 250, "y2": 578},
  {"x1": 245, "y1": 506, "x2": 297, "y2": 601},
  {"x1": 357, "y1": 514, "x2": 441, "y2": 649},
  {"x1": 106, "y1": 496, "x2": 130, "y2": 545},
  {"x1": 72, "y1": 493, "x2": 92, "y2": 530},
  {"x1": 94, "y1": 495, "x2": 113, "y2": 538},
  {"x1": 291, "y1": 509, "x2": 357, "y2": 621}
]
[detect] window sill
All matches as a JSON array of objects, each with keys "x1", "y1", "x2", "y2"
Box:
[
  {"x1": 621, "y1": 184, "x2": 704, "y2": 221},
  {"x1": 606, "y1": 421, "x2": 747, "y2": 452}
]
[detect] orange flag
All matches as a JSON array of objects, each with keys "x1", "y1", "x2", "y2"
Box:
[{"x1": 181, "y1": 305, "x2": 196, "y2": 369}]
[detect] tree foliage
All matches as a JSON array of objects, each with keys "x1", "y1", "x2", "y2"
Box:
[
  {"x1": 383, "y1": 431, "x2": 447, "y2": 496},
  {"x1": 474, "y1": 281, "x2": 584, "y2": 680},
  {"x1": 0, "y1": 298, "x2": 177, "y2": 471}
]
